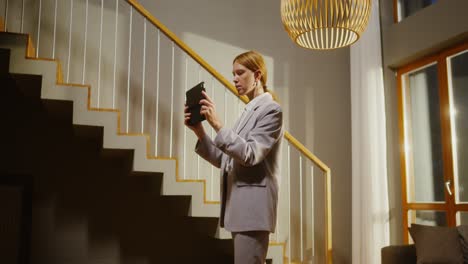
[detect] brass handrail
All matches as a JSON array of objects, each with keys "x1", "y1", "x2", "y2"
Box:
[
  {"x1": 126, "y1": 0, "x2": 248, "y2": 103},
  {"x1": 284, "y1": 131, "x2": 329, "y2": 172},
  {"x1": 283, "y1": 133, "x2": 333, "y2": 264},
  {"x1": 125, "y1": 1, "x2": 332, "y2": 262}
]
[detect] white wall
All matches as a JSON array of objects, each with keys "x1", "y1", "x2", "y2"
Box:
[{"x1": 138, "y1": 0, "x2": 351, "y2": 262}]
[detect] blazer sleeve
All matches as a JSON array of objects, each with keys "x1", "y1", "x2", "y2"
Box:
[
  {"x1": 195, "y1": 133, "x2": 223, "y2": 168},
  {"x1": 214, "y1": 104, "x2": 283, "y2": 167}
]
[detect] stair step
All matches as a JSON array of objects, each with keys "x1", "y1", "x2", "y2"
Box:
[
  {"x1": 0, "y1": 31, "x2": 244, "y2": 263},
  {"x1": 10, "y1": 73, "x2": 42, "y2": 98},
  {"x1": 0, "y1": 48, "x2": 9, "y2": 74},
  {"x1": 128, "y1": 171, "x2": 163, "y2": 194},
  {"x1": 2, "y1": 70, "x2": 231, "y2": 261}
]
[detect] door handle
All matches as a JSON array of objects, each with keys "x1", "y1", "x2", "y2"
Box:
[{"x1": 445, "y1": 180, "x2": 453, "y2": 196}]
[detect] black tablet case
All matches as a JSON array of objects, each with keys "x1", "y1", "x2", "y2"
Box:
[{"x1": 186, "y1": 82, "x2": 206, "y2": 125}]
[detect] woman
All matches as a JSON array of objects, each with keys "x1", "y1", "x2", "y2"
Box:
[{"x1": 184, "y1": 50, "x2": 283, "y2": 264}]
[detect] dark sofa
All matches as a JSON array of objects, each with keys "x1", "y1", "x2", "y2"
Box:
[
  {"x1": 382, "y1": 224, "x2": 468, "y2": 264},
  {"x1": 381, "y1": 244, "x2": 417, "y2": 264}
]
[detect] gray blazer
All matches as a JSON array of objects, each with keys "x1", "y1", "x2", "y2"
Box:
[{"x1": 195, "y1": 93, "x2": 283, "y2": 233}]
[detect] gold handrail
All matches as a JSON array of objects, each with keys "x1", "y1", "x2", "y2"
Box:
[
  {"x1": 284, "y1": 132, "x2": 333, "y2": 264},
  {"x1": 284, "y1": 131, "x2": 330, "y2": 172},
  {"x1": 126, "y1": 1, "x2": 332, "y2": 262},
  {"x1": 126, "y1": 0, "x2": 248, "y2": 104}
]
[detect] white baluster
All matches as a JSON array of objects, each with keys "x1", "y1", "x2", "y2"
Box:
[
  {"x1": 276, "y1": 152, "x2": 282, "y2": 243},
  {"x1": 300, "y1": 155, "x2": 303, "y2": 262},
  {"x1": 112, "y1": 0, "x2": 118, "y2": 108},
  {"x1": 287, "y1": 143, "x2": 291, "y2": 263},
  {"x1": 52, "y1": 0, "x2": 57, "y2": 58},
  {"x1": 211, "y1": 77, "x2": 215, "y2": 200},
  {"x1": 97, "y1": 0, "x2": 104, "y2": 107},
  {"x1": 66, "y1": 0, "x2": 74, "y2": 83},
  {"x1": 126, "y1": 6, "x2": 133, "y2": 133},
  {"x1": 82, "y1": 0, "x2": 88, "y2": 84},
  {"x1": 141, "y1": 19, "x2": 147, "y2": 133},
  {"x1": 311, "y1": 165, "x2": 315, "y2": 260},
  {"x1": 154, "y1": 29, "x2": 160, "y2": 156},
  {"x1": 20, "y1": 0, "x2": 24, "y2": 33},
  {"x1": 169, "y1": 42, "x2": 175, "y2": 157},
  {"x1": 183, "y1": 55, "x2": 188, "y2": 178},
  {"x1": 197, "y1": 65, "x2": 201, "y2": 179},
  {"x1": 36, "y1": 0, "x2": 41, "y2": 57}
]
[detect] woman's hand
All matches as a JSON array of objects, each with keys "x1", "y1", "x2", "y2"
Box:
[
  {"x1": 200, "y1": 91, "x2": 223, "y2": 132},
  {"x1": 184, "y1": 104, "x2": 205, "y2": 139}
]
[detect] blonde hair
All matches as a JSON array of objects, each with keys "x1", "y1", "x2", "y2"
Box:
[
  {"x1": 233, "y1": 50, "x2": 278, "y2": 101},
  {"x1": 233, "y1": 50, "x2": 268, "y2": 91}
]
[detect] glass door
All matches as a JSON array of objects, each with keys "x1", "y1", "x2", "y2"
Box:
[
  {"x1": 398, "y1": 58, "x2": 450, "y2": 243},
  {"x1": 397, "y1": 42, "x2": 468, "y2": 242},
  {"x1": 446, "y1": 47, "x2": 468, "y2": 224}
]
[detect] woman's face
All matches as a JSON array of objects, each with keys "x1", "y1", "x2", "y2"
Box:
[{"x1": 232, "y1": 61, "x2": 257, "y2": 96}]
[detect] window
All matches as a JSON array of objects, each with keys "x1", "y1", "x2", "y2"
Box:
[
  {"x1": 394, "y1": 0, "x2": 438, "y2": 22},
  {"x1": 397, "y1": 41, "x2": 468, "y2": 242}
]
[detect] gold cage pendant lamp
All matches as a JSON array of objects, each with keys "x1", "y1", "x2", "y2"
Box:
[{"x1": 281, "y1": 0, "x2": 372, "y2": 50}]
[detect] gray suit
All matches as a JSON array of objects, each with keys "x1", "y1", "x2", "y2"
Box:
[{"x1": 195, "y1": 93, "x2": 283, "y2": 233}]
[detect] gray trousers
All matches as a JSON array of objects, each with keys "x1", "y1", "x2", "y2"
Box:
[{"x1": 232, "y1": 231, "x2": 270, "y2": 264}]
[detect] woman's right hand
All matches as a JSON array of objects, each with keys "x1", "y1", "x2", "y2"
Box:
[{"x1": 184, "y1": 105, "x2": 205, "y2": 139}]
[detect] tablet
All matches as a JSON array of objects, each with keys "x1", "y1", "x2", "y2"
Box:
[{"x1": 186, "y1": 81, "x2": 206, "y2": 125}]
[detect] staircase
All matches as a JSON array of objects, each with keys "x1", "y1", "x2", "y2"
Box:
[
  {"x1": 1, "y1": 44, "x2": 237, "y2": 263},
  {"x1": 0, "y1": 12, "x2": 289, "y2": 264},
  {"x1": 0, "y1": 0, "x2": 333, "y2": 263}
]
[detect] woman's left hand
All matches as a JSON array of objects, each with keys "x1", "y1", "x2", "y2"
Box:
[{"x1": 200, "y1": 91, "x2": 223, "y2": 132}]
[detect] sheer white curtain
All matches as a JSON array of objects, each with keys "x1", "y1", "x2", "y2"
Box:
[
  {"x1": 351, "y1": 0, "x2": 390, "y2": 263},
  {"x1": 409, "y1": 72, "x2": 436, "y2": 203}
]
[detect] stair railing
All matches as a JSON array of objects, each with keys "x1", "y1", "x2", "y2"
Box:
[{"x1": 0, "y1": 0, "x2": 332, "y2": 262}]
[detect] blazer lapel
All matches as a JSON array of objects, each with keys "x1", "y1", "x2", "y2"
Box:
[
  {"x1": 235, "y1": 93, "x2": 272, "y2": 134},
  {"x1": 232, "y1": 113, "x2": 244, "y2": 133},
  {"x1": 236, "y1": 107, "x2": 255, "y2": 134}
]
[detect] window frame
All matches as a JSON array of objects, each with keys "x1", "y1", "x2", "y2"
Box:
[
  {"x1": 393, "y1": 0, "x2": 399, "y2": 23},
  {"x1": 393, "y1": 0, "x2": 438, "y2": 23},
  {"x1": 397, "y1": 41, "x2": 468, "y2": 243}
]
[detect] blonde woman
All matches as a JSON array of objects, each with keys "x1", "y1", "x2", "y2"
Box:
[{"x1": 185, "y1": 50, "x2": 283, "y2": 264}]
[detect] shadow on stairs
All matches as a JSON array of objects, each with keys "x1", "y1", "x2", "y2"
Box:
[{"x1": 0, "y1": 48, "x2": 234, "y2": 264}]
